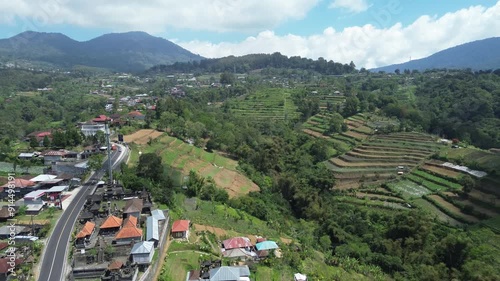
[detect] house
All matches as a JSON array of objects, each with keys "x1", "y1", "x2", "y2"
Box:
[
  {"x1": 26, "y1": 131, "x2": 52, "y2": 146},
  {"x1": 80, "y1": 122, "x2": 107, "y2": 137},
  {"x1": 171, "y1": 220, "x2": 190, "y2": 239},
  {"x1": 0, "y1": 226, "x2": 29, "y2": 239},
  {"x1": 99, "y1": 215, "x2": 122, "y2": 235},
  {"x1": 18, "y1": 152, "x2": 37, "y2": 160},
  {"x1": 146, "y1": 216, "x2": 159, "y2": 246},
  {"x1": 114, "y1": 215, "x2": 142, "y2": 245},
  {"x1": 29, "y1": 174, "x2": 57, "y2": 183},
  {"x1": 75, "y1": 221, "x2": 96, "y2": 248},
  {"x1": 208, "y1": 266, "x2": 250, "y2": 281},
  {"x1": 222, "y1": 237, "x2": 252, "y2": 250},
  {"x1": 123, "y1": 198, "x2": 143, "y2": 219},
  {"x1": 1, "y1": 179, "x2": 36, "y2": 198},
  {"x1": 107, "y1": 260, "x2": 123, "y2": 272},
  {"x1": 127, "y1": 111, "x2": 145, "y2": 121},
  {"x1": 92, "y1": 115, "x2": 110, "y2": 123},
  {"x1": 42, "y1": 150, "x2": 68, "y2": 165},
  {"x1": 130, "y1": 241, "x2": 155, "y2": 266},
  {"x1": 294, "y1": 273, "x2": 307, "y2": 281},
  {"x1": 23, "y1": 190, "x2": 46, "y2": 205}
]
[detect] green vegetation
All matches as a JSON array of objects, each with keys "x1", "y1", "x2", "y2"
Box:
[{"x1": 412, "y1": 170, "x2": 462, "y2": 190}]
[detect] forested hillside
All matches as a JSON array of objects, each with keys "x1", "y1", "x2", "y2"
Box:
[{"x1": 148, "y1": 52, "x2": 357, "y2": 75}]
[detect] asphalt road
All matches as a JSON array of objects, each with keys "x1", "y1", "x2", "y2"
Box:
[{"x1": 37, "y1": 143, "x2": 128, "y2": 281}]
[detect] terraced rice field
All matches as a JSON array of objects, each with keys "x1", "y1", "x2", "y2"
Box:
[
  {"x1": 229, "y1": 88, "x2": 300, "y2": 122},
  {"x1": 421, "y1": 163, "x2": 463, "y2": 179},
  {"x1": 427, "y1": 194, "x2": 480, "y2": 223},
  {"x1": 328, "y1": 132, "x2": 440, "y2": 189},
  {"x1": 412, "y1": 198, "x2": 463, "y2": 226}
]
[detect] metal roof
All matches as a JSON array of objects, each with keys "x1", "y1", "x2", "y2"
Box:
[
  {"x1": 146, "y1": 216, "x2": 159, "y2": 241},
  {"x1": 151, "y1": 209, "x2": 166, "y2": 220},
  {"x1": 130, "y1": 241, "x2": 154, "y2": 254},
  {"x1": 46, "y1": 185, "x2": 69, "y2": 193},
  {"x1": 24, "y1": 190, "x2": 47, "y2": 199},
  {"x1": 30, "y1": 174, "x2": 57, "y2": 182},
  {"x1": 209, "y1": 266, "x2": 250, "y2": 281}
]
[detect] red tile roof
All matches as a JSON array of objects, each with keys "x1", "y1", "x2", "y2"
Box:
[
  {"x1": 92, "y1": 115, "x2": 110, "y2": 122},
  {"x1": 114, "y1": 226, "x2": 142, "y2": 240},
  {"x1": 100, "y1": 215, "x2": 122, "y2": 229},
  {"x1": 0, "y1": 258, "x2": 23, "y2": 274},
  {"x1": 128, "y1": 111, "x2": 144, "y2": 116},
  {"x1": 108, "y1": 260, "x2": 123, "y2": 270},
  {"x1": 76, "y1": 221, "x2": 95, "y2": 238},
  {"x1": 171, "y1": 220, "x2": 190, "y2": 233},
  {"x1": 0, "y1": 178, "x2": 35, "y2": 188},
  {"x1": 123, "y1": 215, "x2": 138, "y2": 228}
]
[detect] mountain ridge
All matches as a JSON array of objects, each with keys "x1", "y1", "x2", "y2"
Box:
[
  {"x1": 371, "y1": 37, "x2": 500, "y2": 72},
  {"x1": 0, "y1": 31, "x2": 203, "y2": 72}
]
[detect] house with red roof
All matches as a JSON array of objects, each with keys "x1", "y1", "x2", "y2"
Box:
[
  {"x1": 222, "y1": 237, "x2": 253, "y2": 250},
  {"x1": 127, "y1": 110, "x2": 145, "y2": 121},
  {"x1": 114, "y1": 215, "x2": 143, "y2": 245},
  {"x1": 1, "y1": 178, "x2": 36, "y2": 199},
  {"x1": 171, "y1": 220, "x2": 190, "y2": 239},
  {"x1": 26, "y1": 131, "x2": 52, "y2": 146},
  {"x1": 75, "y1": 221, "x2": 96, "y2": 248},
  {"x1": 92, "y1": 115, "x2": 110, "y2": 123},
  {"x1": 99, "y1": 215, "x2": 122, "y2": 235}
]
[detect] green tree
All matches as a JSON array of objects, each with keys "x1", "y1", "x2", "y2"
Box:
[
  {"x1": 29, "y1": 136, "x2": 39, "y2": 149},
  {"x1": 43, "y1": 135, "x2": 51, "y2": 147},
  {"x1": 88, "y1": 154, "x2": 104, "y2": 171},
  {"x1": 137, "y1": 153, "x2": 164, "y2": 183},
  {"x1": 342, "y1": 96, "x2": 360, "y2": 117},
  {"x1": 220, "y1": 72, "x2": 235, "y2": 85}
]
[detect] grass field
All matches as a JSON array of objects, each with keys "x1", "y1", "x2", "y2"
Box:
[
  {"x1": 128, "y1": 135, "x2": 259, "y2": 197},
  {"x1": 427, "y1": 195, "x2": 480, "y2": 223},
  {"x1": 439, "y1": 146, "x2": 500, "y2": 174}
]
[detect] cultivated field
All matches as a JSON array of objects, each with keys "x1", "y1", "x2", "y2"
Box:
[
  {"x1": 129, "y1": 135, "x2": 259, "y2": 197},
  {"x1": 123, "y1": 129, "x2": 164, "y2": 144},
  {"x1": 228, "y1": 88, "x2": 300, "y2": 122}
]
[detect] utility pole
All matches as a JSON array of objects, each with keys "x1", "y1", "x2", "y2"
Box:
[{"x1": 105, "y1": 121, "x2": 113, "y2": 185}]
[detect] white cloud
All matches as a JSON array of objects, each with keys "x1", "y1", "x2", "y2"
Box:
[
  {"x1": 329, "y1": 0, "x2": 370, "y2": 13},
  {"x1": 0, "y1": 0, "x2": 320, "y2": 33},
  {"x1": 176, "y1": 2, "x2": 500, "y2": 69}
]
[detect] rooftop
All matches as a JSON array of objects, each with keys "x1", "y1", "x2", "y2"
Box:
[
  {"x1": 100, "y1": 215, "x2": 123, "y2": 229},
  {"x1": 171, "y1": 220, "x2": 190, "y2": 233},
  {"x1": 76, "y1": 221, "x2": 96, "y2": 239}
]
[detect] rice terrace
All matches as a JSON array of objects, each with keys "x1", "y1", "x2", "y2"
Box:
[{"x1": 303, "y1": 110, "x2": 500, "y2": 230}]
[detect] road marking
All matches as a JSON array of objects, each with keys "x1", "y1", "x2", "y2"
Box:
[{"x1": 45, "y1": 182, "x2": 90, "y2": 280}]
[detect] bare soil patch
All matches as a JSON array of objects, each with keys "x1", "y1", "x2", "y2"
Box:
[
  {"x1": 213, "y1": 169, "x2": 260, "y2": 198},
  {"x1": 422, "y1": 164, "x2": 462, "y2": 178},
  {"x1": 302, "y1": 129, "x2": 329, "y2": 139},
  {"x1": 124, "y1": 129, "x2": 163, "y2": 144}
]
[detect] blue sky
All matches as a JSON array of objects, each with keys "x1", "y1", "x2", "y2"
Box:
[{"x1": 0, "y1": 0, "x2": 499, "y2": 68}]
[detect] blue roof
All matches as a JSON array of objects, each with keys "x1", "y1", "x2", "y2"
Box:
[
  {"x1": 255, "y1": 241, "x2": 279, "y2": 251},
  {"x1": 146, "y1": 216, "x2": 159, "y2": 241},
  {"x1": 151, "y1": 209, "x2": 166, "y2": 220}
]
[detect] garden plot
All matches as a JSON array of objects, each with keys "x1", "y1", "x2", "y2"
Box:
[{"x1": 387, "y1": 180, "x2": 431, "y2": 199}]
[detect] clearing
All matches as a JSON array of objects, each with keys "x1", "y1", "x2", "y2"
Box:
[{"x1": 123, "y1": 129, "x2": 163, "y2": 144}]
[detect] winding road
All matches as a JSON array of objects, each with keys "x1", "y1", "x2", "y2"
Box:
[{"x1": 37, "y1": 143, "x2": 128, "y2": 281}]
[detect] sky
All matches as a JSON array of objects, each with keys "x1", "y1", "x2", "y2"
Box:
[{"x1": 0, "y1": 0, "x2": 499, "y2": 68}]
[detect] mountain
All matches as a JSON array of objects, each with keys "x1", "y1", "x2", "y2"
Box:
[
  {"x1": 0, "y1": 31, "x2": 203, "y2": 72},
  {"x1": 371, "y1": 37, "x2": 500, "y2": 73}
]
